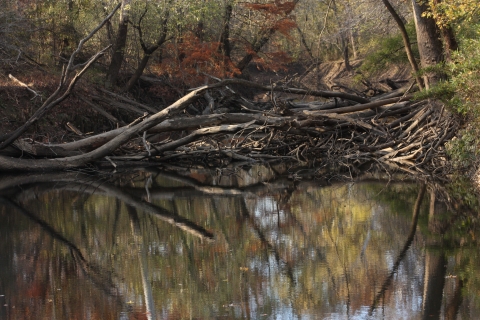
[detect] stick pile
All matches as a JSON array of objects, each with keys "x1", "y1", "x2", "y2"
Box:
[{"x1": 0, "y1": 78, "x2": 458, "y2": 176}]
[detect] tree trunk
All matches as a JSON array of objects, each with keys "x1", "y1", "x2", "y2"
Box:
[
  {"x1": 343, "y1": 43, "x2": 352, "y2": 72},
  {"x1": 382, "y1": 0, "x2": 424, "y2": 89},
  {"x1": 297, "y1": 26, "x2": 314, "y2": 59},
  {"x1": 236, "y1": 28, "x2": 276, "y2": 72},
  {"x1": 124, "y1": 54, "x2": 151, "y2": 92},
  {"x1": 106, "y1": 0, "x2": 131, "y2": 88},
  {"x1": 432, "y1": 0, "x2": 458, "y2": 62},
  {"x1": 125, "y1": 10, "x2": 169, "y2": 92},
  {"x1": 440, "y1": 26, "x2": 458, "y2": 62},
  {"x1": 102, "y1": 3, "x2": 115, "y2": 43},
  {"x1": 218, "y1": 3, "x2": 233, "y2": 60},
  {"x1": 349, "y1": 28, "x2": 358, "y2": 60},
  {"x1": 411, "y1": 0, "x2": 445, "y2": 89}
]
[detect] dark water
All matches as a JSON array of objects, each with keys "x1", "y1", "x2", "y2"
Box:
[{"x1": 0, "y1": 165, "x2": 479, "y2": 319}]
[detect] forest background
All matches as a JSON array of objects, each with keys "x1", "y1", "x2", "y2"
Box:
[{"x1": 0, "y1": 0, "x2": 479, "y2": 184}]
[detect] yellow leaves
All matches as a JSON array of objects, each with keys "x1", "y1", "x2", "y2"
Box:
[{"x1": 423, "y1": 0, "x2": 480, "y2": 27}]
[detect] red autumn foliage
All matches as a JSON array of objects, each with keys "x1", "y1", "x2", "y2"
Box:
[
  {"x1": 273, "y1": 18, "x2": 297, "y2": 38},
  {"x1": 253, "y1": 50, "x2": 293, "y2": 72},
  {"x1": 159, "y1": 33, "x2": 240, "y2": 87},
  {"x1": 244, "y1": 0, "x2": 297, "y2": 16}
]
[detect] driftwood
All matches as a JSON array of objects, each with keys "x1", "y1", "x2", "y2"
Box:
[{"x1": 0, "y1": 21, "x2": 458, "y2": 177}]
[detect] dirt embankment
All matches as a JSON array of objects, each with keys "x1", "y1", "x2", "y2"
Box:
[{"x1": 247, "y1": 59, "x2": 412, "y2": 90}]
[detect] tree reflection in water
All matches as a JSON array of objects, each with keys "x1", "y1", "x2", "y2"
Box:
[{"x1": 0, "y1": 164, "x2": 478, "y2": 319}]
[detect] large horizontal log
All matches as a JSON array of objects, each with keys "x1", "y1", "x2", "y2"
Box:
[
  {"x1": 10, "y1": 114, "x2": 231, "y2": 157},
  {"x1": 303, "y1": 94, "x2": 414, "y2": 115},
  {"x1": 6, "y1": 113, "x2": 299, "y2": 158},
  {"x1": 110, "y1": 121, "x2": 258, "y2": 160},
  {"x1": 0, "y1": 85, "x2": 210, "y2": 171},
  {"x1": 205, "y1": 78, "x2": 371, "y2": 104}
]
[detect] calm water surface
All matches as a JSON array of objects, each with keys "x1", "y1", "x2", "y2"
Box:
[{"x1": 0, "y1": 165, "x2": 478, "y2": 319}]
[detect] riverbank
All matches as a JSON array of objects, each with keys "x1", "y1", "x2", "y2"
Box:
[{"x1": 0, "y1": 61, "x2": 478, "y2": 197}]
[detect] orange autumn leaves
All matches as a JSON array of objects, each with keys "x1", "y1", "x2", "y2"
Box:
[{"x1": 158, "y1": 1, "x2": 297, "y2": 86}]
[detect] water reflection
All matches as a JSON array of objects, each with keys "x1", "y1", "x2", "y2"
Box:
[{"x1": 0, "y1": 165, "x2": 478, "y2": 319}]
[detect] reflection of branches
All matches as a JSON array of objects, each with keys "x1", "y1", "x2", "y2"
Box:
[
  {"x1": 5, "y1": 173, "x2": 215, "y2": 241},
  {"x1": 127, "y1": 205, "x2": 156, "y2": 320},
  {"x1": 369, "y1": 184, "x2": 426, "y2": 315},
  {"x1": 445, "y1": 278, "x2": 463, "y2": 320},
  {"x1": 426, "y1": 181, "x2": 473, "y2": 234},
  {"x1": 173, "y1": 198, "x2": 205, "y2": 293},
  {"x1": 111, "y1": 199, "x2": 122, "y2": 252},
  {"x1": 91, "y1": 181, "x2": 215, "y2": 242},
  {"x1": 239, "y1": 199, "x2": 296, "y2": 286},
  {"x1": 0, "y1": 197, "x2": 123, "y2": 305},
  {"x1": 211, "y1": 198, "x2": 233, "y2": 246},
  {"x1": 302, "y1": 194, "x2": 339, "y2": 269},
  {"x1": 144, "y1": 167, "x2": 295, "y2": 198},
  {"x1": 325, "y1": 219, "x2": 351, "y2": 318}
]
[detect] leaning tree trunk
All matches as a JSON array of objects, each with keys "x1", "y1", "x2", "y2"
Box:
[
  {"x1": 382, "y1": 0, "x2": 424, "y2": 89},
  {"x1": 411, "y1": 0, "x2": 445, "y2": 89},
  {"x1": 106, "y1": 0, "x2": 131, "y2": 88}
]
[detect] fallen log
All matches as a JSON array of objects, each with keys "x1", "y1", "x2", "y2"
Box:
[
  {"x1": 303, "y1": 94, "x2": 414, "y2": 115},
  {"x1": 0, "y1": 85, "x2": 209, "y2": 170},
  {"x1": 0, "y1": 69, "x2": 458, "y2": 178}
]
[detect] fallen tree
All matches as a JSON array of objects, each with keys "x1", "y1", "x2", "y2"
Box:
[
  {"x1": 0, "y1": 74, "x2": 458, "y2": 177},
  {"x1": 0, "y1": 8, "x2": 458, "y2": 176}
]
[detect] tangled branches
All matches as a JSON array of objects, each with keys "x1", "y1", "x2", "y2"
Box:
[{"x1": 0, "y1": 77, "x2": 459, "y2": 178}]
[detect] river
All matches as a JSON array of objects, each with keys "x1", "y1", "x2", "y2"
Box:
[{"x1": 0, "y1": 164, "x2": 478, "y2": 319}]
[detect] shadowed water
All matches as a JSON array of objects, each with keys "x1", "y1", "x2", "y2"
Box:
[{"x1": 0, "y1": 165, "x2": 478, "y2": 319}]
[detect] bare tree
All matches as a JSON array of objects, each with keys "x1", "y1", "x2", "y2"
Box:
[
  {"x1": 124, "y1": 3, "x2": 171, "y2": 92},
  {"x1": 106, "y1": 0, "x2": 131, "y2": 88},
  {"x1": 0, "y1": 3, "x2": 122, "y2": 150}
]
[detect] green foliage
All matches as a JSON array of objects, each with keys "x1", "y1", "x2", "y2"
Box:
[
  {"x1": 446, "y1": 175, "x2": 480, "y2": 210},
  {"x1": 412, "y1": 76, "x2": 455, "y2": 103},
  {"x1": 420, "y1": 23, "x2": 480, "y2": 169},
  {"x1": 356, "y1": 22, "x2": 418, "y2": 81},
  {"x1": 446, "y1": 125, "x2": 480, "y2": 168},
  {"x1": 447, "y1": 36, "x2": 480, "y2": 116}
]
